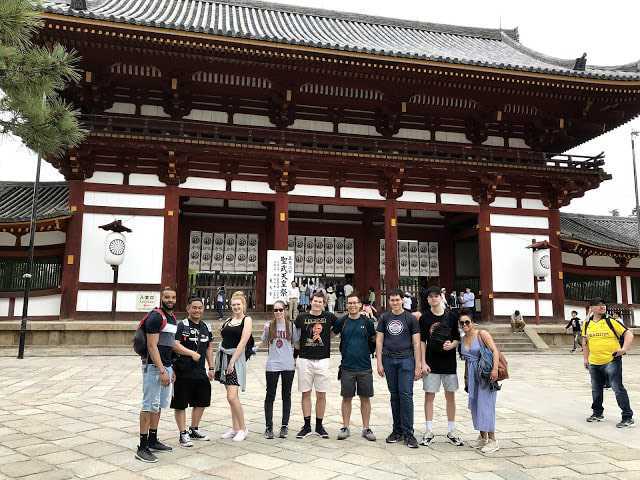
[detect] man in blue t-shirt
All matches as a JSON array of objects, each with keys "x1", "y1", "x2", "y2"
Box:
[{"x1": 333, "y1": 292, "x2": 377, "y2": 442}]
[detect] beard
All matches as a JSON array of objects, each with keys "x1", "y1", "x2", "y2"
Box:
[{"x1": 161, "y1": 300, "x2": 175, "y2": 312}]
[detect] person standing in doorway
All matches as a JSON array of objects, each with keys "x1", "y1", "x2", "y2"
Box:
[
  {"x1": 462, "y1": 288, "x2": 475, "y2": 319},
  {"x1": 334, "y1": 292, "x2": 377, "y2": 442},
  {"x1": 294, "y1": 292, "x2": 337, "y2": 439},
  {"x1": 215, "y1": 286, "x2": 225, "y2": 320},
  {"x1": 288, "y1": 281, "x2": 300, "y2": 321},
  {"x1": 262, "y1": 300, "x2": 297, "y2": 439},
  {"x1": 565, "y1": 310, "x2": 583, "y2": 352},
  {"x1": 582, "y1": 298, "x2": 634, "y2": 427},
  {"x1": 417, "y1": 286, "x2": 464, "y2": 447},
  {"x1": 326, "y1": 286, "x2": 337, "y2": 313},
  {"x1": 376, "y1": 288, "x2": 422, "y2": 448},
  {"x1": 172, "y1": 297, "x2": 214, "y2": 447},
  {"x1": 368, "y1": 287, "x2": 376, "y2": 307}
]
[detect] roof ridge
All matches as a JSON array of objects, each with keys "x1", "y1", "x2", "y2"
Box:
[
  {"x1": 562, "y1": 215, "x2": 638, "y2": 251},
  {"x1": 561, "y1": 212, "x2": 638, "y2": 222}
]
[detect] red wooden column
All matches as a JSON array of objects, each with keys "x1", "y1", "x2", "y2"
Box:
[
  {"x1": 60, "y1": 180, "x2": 84, "y2": 319},
  {"x1": 548, "y1": 208, "x2": 565, "y2": 321},
  {"x1": 384, "y1": 200, "x2": 399, "y2": 292},
  {"x1": 272, "y1": 191, "x2": 289, "y2": 250},
  {"x1": 161, "y1": 186, "x2": 180, "y2": 289},
  {"x1": 477, "y1": 204, "x2": 494, "y2": 322}
]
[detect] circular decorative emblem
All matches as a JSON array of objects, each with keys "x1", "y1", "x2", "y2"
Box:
[
  {"x1": 429, "y1": 245, "x2": 438, "y2": 254},
  {"x1": 335, "y1": 257, "x2": 344, "y2": 265},
  {"x1": 226, "y1": 237, "x2": 235, "y2": 246},
  {"x1": 296, "y1": 240, "x2": 304, "y2": 248},
  {"x1": 214, "y1": 253, "x2": 223, "y2": 261},
  {"x1": 238, "y1": 238, "x2": 247, "y2": 247},
  {"x1": 387, "y1": 319, "x2": 404, "y2": 336},
  {"x1": 201, "y1": 252, "x2": 211, "y2": 261},
  {"x1": 296, "y1": 254, "x2": 304, "y2": 263},
  {"x1": 345, "y1": 257, "x2": 353, "y2": 265},
  {"x1": 316, "y1": 257, "x2": 324, "y2": 264},
  {"x1": 306, "y1": 241, "x2": 314, "y2": 249},
  {"x1": 316, "y1": 240, "x2": 324, "y2": 248},
  {"x1": 325, "y1": 241, "x2": 334, "y2": 249},
  {"x1": 410, "y1": 245, "x2": 418, "y2": 253},
  {"x1": 306, "y1": 255, "x2": 314, "y2": 263},
  {"x1": 400, "y1": 259, "x2": 408, "y2": 267},
  {"x1": 248, "y1": 254, "x2": 257, "y2": 262},
  {"x1": 539, "y1": 254, "x2": 550, "y2": 270},
  {"x1": 288, "y1": 239, "x2": 295, "y2": 248},
  {"x1": 225, "y1": 253, "x2": 235, "y2": 261},
  {"x1": 108, "y1": 238, "x2": 125, "y2": 256},
  {"x1": 237, "y1": 253, "x2": 247, "y2": 262},
  {"x1": 190, "y1": 251, "x2": 200, "y2": 260},
  {"x1": 325, "y1": 256, "x2": 334, "y2": 265},
  {"x1": 214, "y1": 237, "x2": 224, "y2": 246},
  {"x1": 336, "y1": 241, "x2": 344, "y2": 249},
  {"x1": 419, "y1": 245, "x2": 428, "y2": 254},
  {"x1": 399, "y1": 244, "x2": 408, "y2": 253},
  {"x1": 203, "y1": 236, "x2": 212, "y2": 245},
  {"x1": 191, "y1": 234, "x2": 201, "y2": 244},
  {"x1": 249, "y1": 238, "x2": 258, "y2": 247}
]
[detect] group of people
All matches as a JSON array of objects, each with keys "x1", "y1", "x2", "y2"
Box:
[
  {"x1": 288, "y1": 279, "x2": 376, "y2": 316},
  {"x1": 135, "y1": 286, "x2": 635, "y2": 465}
]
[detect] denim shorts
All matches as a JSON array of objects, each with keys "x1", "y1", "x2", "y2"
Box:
[{"x1": 141, "y1": 364, "x2": 173, "y2": 412}]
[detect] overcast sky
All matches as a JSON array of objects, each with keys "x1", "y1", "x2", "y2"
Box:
[{"x1": 2, "y1": 0, "x2": 639, "y2": 215}]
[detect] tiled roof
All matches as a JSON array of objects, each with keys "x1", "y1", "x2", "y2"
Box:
[
  {"x1": 560, "y1": 213, "x2": 639, "y2": 254},
  {"x1": 0, "y1": 182, "x2": 70, "y2": 224},
  {"x1": 42, "y1": 0, "x2": 640, "y2": 81}
]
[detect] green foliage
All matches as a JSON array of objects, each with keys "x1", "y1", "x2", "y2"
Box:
[{"x1": 0, "y1": 0, "x2": 85, "y2": 158}]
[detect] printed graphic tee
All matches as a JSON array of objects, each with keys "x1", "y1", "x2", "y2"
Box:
[{"x1": 295, "y1": 311, "x2": 337, "y2": 360}]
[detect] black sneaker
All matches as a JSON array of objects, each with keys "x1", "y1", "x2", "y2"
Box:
[
  {"x1": 315, "y1": 425, "x2": 329, "y2": 439},
  {"x1": 148, "y1": 440, "x2": 173, "y2": 452},
  {"x1": 279, "y1": 426, "x2": 289, "y2": 438},
  {"x1": 385, "y1": 432, "x2": 403, "y2": 444},
  {"x1": 188, "y1": 428, "x2": 209, "y2": 441},
  {"x1": 296, "y1": 425, "x2": 312, "y2": 439},
  {"x1": 586, "y1": 414, "x2": 604, "y2": 423},
  {"x1": 264, "y1": 428, "x2": 274, "y2": 439},
  {"x1": 404, "y1": 434, "x2": 419, "y2": 449},
  {"x1": 617, "y1": 419, "x2": 635, "y2": 428},
  {"x1": 135, "y1": 446, "x2": 158, "y2": 463}
]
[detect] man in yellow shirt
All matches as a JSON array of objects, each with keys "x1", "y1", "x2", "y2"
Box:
[{"x1": 582, "y1": 298, "x2": 634, "y2": 428}]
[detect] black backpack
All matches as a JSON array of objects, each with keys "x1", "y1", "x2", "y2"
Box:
[
  {"x1": 133, "y1": 308, "x2": 168, "y2": 358},
  {"x1": 584, "y1": 315, "x2": 626, "y2": 347}
]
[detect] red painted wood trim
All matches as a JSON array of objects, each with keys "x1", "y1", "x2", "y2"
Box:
[
  {"x1": 490, "y1": 226, "x2": 549, "y2": 235},
  {"x1": 0, "y1": 245, "x2": 65, "y2": 257},
  {"x1": 621, "y1": 275, "x2": 630, "y2": 304},
  {"x1": 492, "y1": 292, "x2": 553, "y2": 300},
  {"x1": 548, "y1": 209, "x2": 565, "y2": 321},
  {"x1": 162, "y1": 186, "x2": 180, "y2": 289},
  {"x1": 488, "y1": 207, "x2": 549, "y2": 217},
  {"x1": 477, "y1": 204, "x2": 494, "y2": 322},
  {"x1": 78, "y1": 283, "x2": 161, "y2": 291},
  {"x1": 563, "y1": 264, "x2": 640, "y2": 277},
  {"x1": 83, "y1": 205, "x2": 165, "y2": 216},
  {"x1": 384, "y1": 200, "x2": 399, "y2": 292},
  {"x1": 273, "y1": 192, "x2": 289, "y2": 250},
  {"x1": 0, "y1": 288, "x2": 62, "y2": 299},
  {"x1": 60, "y1": 180, "x2": 84, "y2": 319}
]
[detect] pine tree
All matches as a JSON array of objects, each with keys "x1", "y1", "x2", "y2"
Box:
[{"x1": 0, "y1": 0, "x2": 85, "y2": 158}]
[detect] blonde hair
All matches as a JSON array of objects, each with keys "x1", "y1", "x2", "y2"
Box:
[{"x1": 230, "y1": 291, "x2": 247, "y2": 314}]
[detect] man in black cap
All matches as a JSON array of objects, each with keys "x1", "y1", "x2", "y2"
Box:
[{"x1": 582, "y1": 298, "x2": 634, "y2": 428}]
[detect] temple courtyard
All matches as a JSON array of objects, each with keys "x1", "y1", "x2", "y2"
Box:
[{"x1": 1, "y1": 351, "x2": 639, "y2": 480}]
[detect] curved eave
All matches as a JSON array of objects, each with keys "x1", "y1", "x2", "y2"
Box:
[
  {"x1": 40, "y1": 11, "x2": 640, "y2": 85},
  {"x1": 560, "y1": 237, "x2": 638, "y2": 258},
  {"x1": 0, "y1": 216, "x2": 71, "y2": 234}
]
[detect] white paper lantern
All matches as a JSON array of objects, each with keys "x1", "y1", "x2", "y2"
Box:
[
  {"x1": 105, "y1": 232, "x2": 126, "y2": 266},
  {"x1": 532, "y1": 248, "x2": 551, "y2": 278}
]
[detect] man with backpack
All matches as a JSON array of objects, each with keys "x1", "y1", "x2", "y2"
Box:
[
  {"x1": 417, "y1": 286, "x2": 464, "y2": 447},
  {"x1": 582, "y1": 298, "x2": 634, "y2": 428},
  {"x1": 333, "y1": 292, "x2": 377, "y2": 441},
  {"x1": 135, "y1": 287, "x2": 202, "y2": 463},
  {"x1": 172, "y1": 297, "x2": 214, "y2": 448}
]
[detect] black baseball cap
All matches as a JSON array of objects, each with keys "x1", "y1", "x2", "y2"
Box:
[
  {"x1": 589, "y1": 297, "x2": 606, "y2": 306},
  {"x1": 426, "y1": 286, "x2": 441, "y2": 297}
]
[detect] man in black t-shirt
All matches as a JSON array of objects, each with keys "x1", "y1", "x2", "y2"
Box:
[
  {"x1": 136, "y1": 287, "x2": 201, "y2": 464},
  {"x1": 171, "y1": 297, "x2": 214, "y2": 447},
  {"x1": 294, "y1": 292, "x2": 337, "y2": 439},
  {"x1": 565, "y1": 310, "x2": 583, "y2": 352},
  {"x1": 417, "y1": 286, "x2": 464, "y2": 447}
]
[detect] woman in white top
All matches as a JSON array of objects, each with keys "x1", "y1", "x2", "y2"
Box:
[
  {"x1": 288, "y1": 281, "x2": 300, "y2": 321},
  {"x1": 262, "y1": 300, "x2": 297, "y2": 439},
  {"x1": 326, "y1": 286, "x2": 337, "y2": 313}
]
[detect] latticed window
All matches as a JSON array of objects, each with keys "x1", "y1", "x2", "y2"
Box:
[
  {"x1": 631, "y1": 277, "x2": 640, "y2": 304},
  {"x1": 563, "y1": 273, "x2": 616, "y2": 303},
  {"x1": 0, "y1": 257, "x2": 62, "y2": 291}
]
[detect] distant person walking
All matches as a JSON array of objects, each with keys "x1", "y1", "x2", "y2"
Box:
[
  {"x1": 565, "y1": 310, "x2": 583, "y2": 352},
  {"x1": 288, "y1": 281, "x2": 300, "y2": 321}
]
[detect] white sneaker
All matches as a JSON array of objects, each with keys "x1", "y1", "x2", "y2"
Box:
[
  {"x1": 221, "y1": 429, "x2": 237, "y2": 439},
  {"x1": 481, "y1": 439, "x2": 499, "y2": 454},
  {"x1": 232, "y1": 429, "x2": 248, "y2": 442},
  {"x1": 470, "y1": 435, "x2": 488, "y2": 449}
]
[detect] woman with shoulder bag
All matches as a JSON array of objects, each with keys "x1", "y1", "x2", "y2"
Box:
[
  {"x1": 459, "y1": 310, "x2": 500, "y2": 454},
  {"x1": 214, "y1": 291, "x2": 253, "y2": 442}
]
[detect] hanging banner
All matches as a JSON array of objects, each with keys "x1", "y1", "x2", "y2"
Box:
[
  {"x1": 304, "y1": 236, "x2": 315, "y2": 274},
  {"x1": 379, "y1": 239, "x2": 386, "y2": 275},
  {"x1": 398, "y1": 240, "x2": 410, "y2": 276},
  {"x1": 266, "y1": 250, "x2": 295, "y2": 305},
  {"x1": 334, "y1": 237, "x2": 345, "y2": 274},
  {"x1": 246, "y1": 234, "x2": 259, "y2": 272},
  {"x1": 287, "y1": 236, "x2": 296, "y2": 252},
  {"x1": 235, "y1": 234, "x2": 248, "y2": 271},
  {"x1": 324, "y1": 237, "x2": 335, "y2": 275},
  {"x1": 188, "y1": 231, "x2": 202, "y2": 271},
  {"x1": 428, "y1": 242, "x2": 440, "y2": 277},
  {"x1": 294, "y1": 236, "x2": 305, "y2": 274},
  {"x1": 418, "y1": 242, "x2": 429, "y2": 277},
  {"x1": 314, "y1": 236, "x2": 325, "y2": 274},
  {"x1": 222, "y1": 233, "x2": 237, "y2": 272},
  {"x1": 210, "y1": 233, "x2": 224, "y2": 271},
  {"x1": 408, "y1": 241, "x2": 419, "y2": 277},
  {"x1": 200, "y1": 232, "x2": 214, "y2": 272},
  {"x1": 344, "y1": 238, "x2": 355, "y2": 274}
]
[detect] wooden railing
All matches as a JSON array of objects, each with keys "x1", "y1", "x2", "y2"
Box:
[
  {"x1": 81, "y1": 114, "x2": 605, "y2": 172},
  {"x1": 0, "y1": 257, "x2": 62, "y2": 292}
]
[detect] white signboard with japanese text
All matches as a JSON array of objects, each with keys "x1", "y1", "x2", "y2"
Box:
[
  {"x1": 266, "y1": 250, "x2": 295, "y2": 305},
  {"x1": 136, "y1": 292, "x2": 159, "y2": 311}
]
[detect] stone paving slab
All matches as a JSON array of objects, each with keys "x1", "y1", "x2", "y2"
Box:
[{"x1": 1, "y1": 353, "x2": 640, "y2": 479}]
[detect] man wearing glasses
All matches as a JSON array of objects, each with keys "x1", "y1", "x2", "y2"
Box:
[
  {"x1": 333, "y1": 292, "x2": 377, "y2": 441},
  {"x1": 582, "y1": 298, "x2": 634, "y2": 428}
]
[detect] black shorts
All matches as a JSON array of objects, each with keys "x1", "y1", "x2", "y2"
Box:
[
  {"x1": 340, "y1": 369, "x2": 374, "y2": 398},
  {"x1": 171, "y1": 376, "x2": 211, "y2": 409}
]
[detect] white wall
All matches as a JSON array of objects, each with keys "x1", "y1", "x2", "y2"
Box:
[
  {"x1": 76, "y1": 290, "x2": 112, "y2": 312},
  {"x1": 289, "y1": 184, "x2": 335, "y2": 198},
  {"x1": 396, "y1": 128, "x2": 431, "y2": 140},
  {"x1": 521, "y1": 199, "x2": 546, "y2": 210},
  {"x1": 141, "y1": 105, "x2": 170, "y2": 118},
  {"x1": 509, "y1": 138, "x2": 529, "y2": 149},
  {"x1": 564, "y1": 304, "x2": 587, "y2": 320},
  {"x1": 483, "y1": 136, "x2": 504, "y2": 147},
  {"x1": 0, "y1": 299, "x2": 9, "y2": 316},
  {"x1": 616, "y1": 276, "x2": 623, "y2": 304},
  {"x1": 105, "y1": 102, "x2": 136, "y2": 115},
  {"x1": 435, "y1": 131, "x2": 470, "y2": 143},
  {"x1": 633, "y1": 308, "x2": 640, "y2": 327},
  {"x1": 493, "y1": 298, "x2": 553, "y2": 317},
  {"x1": 291, "y1": 119, "x2": 333, "y2": 132},
  {"x1": 0, "y1": 232, "x2": 16, "y2": 246},
  {"x1": 79, "y1": 214, "x2": 164, "y2": 284},
  {"x1": 230, "y1": 181, "x2": 274, "y2": 194},
  {"x1": 180, "y1": 177, "x2": 226, "y2": 191},
  {"x1": 340, "y1": 187, "x2": 384, "y2": 201},
  {"x1": 234, "y1": 114, "x2": 271, "y2": 127},
  {"x1": 14, "y1": 294, "x2": 61, "y2": 317},
  {"x1": 441, "y1": 193, "x2": 477, "y2": 206},
  {"x1": 586, "y1": 256, "x2": 618, "y2": 267},
  {"x1": 562, "y1": 252, "x2": 583, "y2": 266},
  {"x1": 338, "y1": 123, "x2": 380, "y2": 136},
  {"x1": 20, "y1": 231, "x2": 66, "y2": 247},
  {"x1": 129, "y1": 174, "x2": 165, "y2": 187},
  {"x1": 490, "y1": 214, "x2": 549, "y2": 229},
  {"x1": 84, "y1": 191, "x2": 165, "y2": 209},
  {"x1": 183, "y1": 109, "x2": 228, "y2": 123},
  {"x1": 491, "y1": 197, "x2": 517, "y2": 208},
  {"x1": 85, "y1": 172, "x2": 124, "y2": 185},
  {"x1": 491, "y1": 232, "x2": 551, "y2": 294},
  {"x1": 628, "y1": 258, "x2": 640, "y2": 269},
  {"x1": 627, "y1": 277, "x2": 633, "y2": 305},
  {"x1": 397, "y1": 191, "x2": 436, "y2": 203}
]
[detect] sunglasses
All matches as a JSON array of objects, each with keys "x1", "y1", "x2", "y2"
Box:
[
  {"x1": 459, "y1": 320, "x2": 472, "y2": 326},
  {"x1": 273, "y1": 308, "x2": 285, "y2": 312}
]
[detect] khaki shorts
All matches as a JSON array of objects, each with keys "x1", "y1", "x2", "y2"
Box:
[
  {"x1": 297, "y1": 358, "x2": 331, "y2": 393},
  {"x1": 423, "y1": 373, "x2": 459, "y2": 393}
]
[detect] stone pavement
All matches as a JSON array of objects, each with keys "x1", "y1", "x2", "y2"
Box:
[{"x1": 1, "y1": 352, "x2": 640, "y2": 480}]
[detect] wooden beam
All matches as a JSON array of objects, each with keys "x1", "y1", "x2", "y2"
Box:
[
  {"x1": 60, "y1": 180, "x2": 84, "y2": 319},
  {"x1": 384, "y1": 200, "x2": 399, "y2": 292},
  {"x1": 161, "y1": 186, "x2": 180, "y2": 288},
  {"x1": 548, "y1": 208, "x2": 565, "y2": 321}
]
